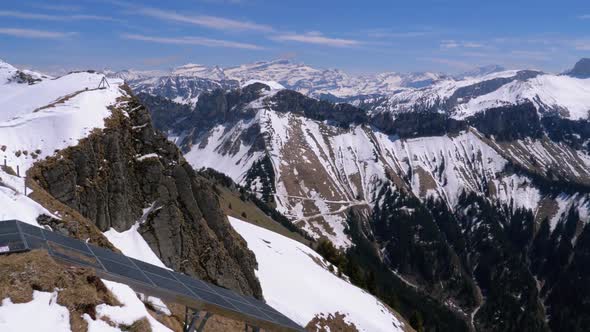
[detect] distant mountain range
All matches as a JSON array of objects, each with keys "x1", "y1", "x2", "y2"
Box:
[
  {"x1": 110, "y1": 59, "x2": 590, "y2": 124},
  {"x1": 108, "y1": 59, "x2": 487, "y2": 102}
]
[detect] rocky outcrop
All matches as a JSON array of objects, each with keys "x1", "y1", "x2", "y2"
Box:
[
  {"x1": 270, "y1": 89, "x2": 368, "y2": 126},
  {"x1": 467, "y1": 102, "x2": 544, "y2": 141},
  {"x1": 29, "y1": 86, "x2": 263, "y2": 298},
  {"x1": 372, "y1": 111, "x2": 466, "y2": 138},
  {"x1": 566, "y1": 58, "x2": 590, "y2": 79}
]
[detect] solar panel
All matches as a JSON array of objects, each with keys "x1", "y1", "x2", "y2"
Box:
[
  {"x1": 0, "y1": 220, "x2": 19, "y2": 235},
  {"x1": 88, "y1": 244, "x2": 131, "y2": 265},
  {"x1": 44, "y1": 230, "x2": 92, "y2": 253},
  {"x1": 48, "y1": 242, "x2": 103, "y2": 269},
  {"x1": 0, "y1": 220, "x2": 304, "y2": 331},
  {"x1": 23, "y1": 234, "x2": 48, "y2": 250},
  {"x1": 144, "y1": 271, "x2": 195, "y2": 295},
  {"x1": 131, "y1": 258, "x2": 176, "y2": 280},
  {"x1": 171, "y1": 271, "x2": 214, "y2": 292},
  {"x1": 0, "y1": 233, "x2": 26, "y2": 252},
  {"x1": 194, "y1": 285, "x2": 237, "y2": 306},
  {"x1": 100, "y1": 257, "x2": 155, "y2": 285},
  {"x1": 19, "y1": 222, "x2": 44, "y2": 238},
  {"x1": 225, "y1": 298, "x2": 275, "y2": 322}
]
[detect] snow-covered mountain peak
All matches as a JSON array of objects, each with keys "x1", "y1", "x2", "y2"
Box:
[
  {"x1": 1, "y1": 63, "x2": 125, "y2": 173},
  {"x1": 242, "y1": 79, "x2": 285, "y2": 90},
  {"x1": 105, "y1": 69, "x2": 164, "y2": 81},
  {"x1": 0, "y1": 60, "x2": 18, "y2": 82},
  {"x1": 0, "y1": 60, "x2": 49, "y2": 85},
  {"x1": 171, "y1": 63, "x2": 227, "y2": 80}
]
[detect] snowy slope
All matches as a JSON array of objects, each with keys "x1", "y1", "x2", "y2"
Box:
[
  {"x1": 184, "y1": 117, "x2": 266, "y2": 182},
  {"x1": 369, "y1": 69, "x2": 590, "y2": 120},
  {"x1": 0, "y1": 65, "x2": 124, "y2": 173},
  {"x1": 229, "y1": 216, "x2": 408, "y2": 332},
  {"x1": 187, "y1": 97, "x2": 571, "y2": 246},
  {"x1": 85, "y1": 280, "x2": 172, "y2": 332},
  {"x1": 457, "y1": 74, "x2": 590, "y2": 120},
  {"x1": 0, "y1": 291, "x2": 71, "y2": 332},
  {"x1": 0, "y1": 169, "x2": 55, "y2": 226}
]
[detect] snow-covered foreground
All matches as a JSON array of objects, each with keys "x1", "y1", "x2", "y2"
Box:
[
  {"x1": 0, "y1": 282, "x2": 172, "y2": 332},
  {"x1": 0, "y1": 291, "x2": 71, "y2": 332},
  {"x1": 229, "y1": 216, "x2": 407, "y2": 332},
  {"x1": 85, "y1": 280, "x2": 172, "y2": 332}
]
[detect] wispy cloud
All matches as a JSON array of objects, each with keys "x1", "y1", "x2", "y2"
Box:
[
  {"x1": 121, "y1": 33, "x2": 264, "y2": 50},
  {"x1": 373, "y1": 31, "x2": 430, "y2": 38},
  {"x1": 0, "y1": 10, "x2": 117, "y2": 22},
  {"x1": 0, "y1": 28, "x2": 76, "y2": 39},
  {"x1": 440, "y1": 40, "x2": 460, "y2": 49},
  {"x1": 200, "y1": 0, "x2": 245, "y2": 4},
  {"x1": 136, "y1": 7, "x2": 273, "y2": 32},
  {"x1": 272, "y1": 32, "x2": 361, "y2": 47},
  {"x1": 578, "y1": 14, "x2": 590, "y2": 20},
  {"x1": 441, "y1": 40, "x2": 484, "y2": 49},
  {"x1": 365, "y1": 28, "x2": 432, "y2": 39},
  {"x1": 31, "y1": 3, "x2": 82, "y2": 12}
]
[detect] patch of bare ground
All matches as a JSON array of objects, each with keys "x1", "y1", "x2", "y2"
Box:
[
  {"x1": 305, "y1": 312, "x2": 359, "y2": 332},
  {"x1": 414, "y1": 166, "x2": 437, "y2": 197},
  {"x1": 0, "y1": 165, "x2": 17, "y2": 176},
  {"x1": 121, "y1": 317, "x2": 152, "y2": 332},
  {"x1": 214, "y1": 184, "x2": 312, "y2": 246},
  {"x1": 159, "y1": 302, "x2": 258, "y2": 332},
  {"x1": 0, "y1": 250, "x2": 120, "y2": 331},
  {"x1": 33, "y1": 88, "x2": 95, "y2": 113},
  {"x1": 535, "y1": 198, "x2": 559, "y2": 225},
  {"x1": 308, "y1": 215, "x2": 338, "y2": 237}
]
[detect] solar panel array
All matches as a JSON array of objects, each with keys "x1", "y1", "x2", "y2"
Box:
[{"x1": 0, "y1": 220, "x2": 303, "y2": 332}]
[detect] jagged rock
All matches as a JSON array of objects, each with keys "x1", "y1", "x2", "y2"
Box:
[{"x1": 30, "y1": 86, "x2": 263, "y2": 298}]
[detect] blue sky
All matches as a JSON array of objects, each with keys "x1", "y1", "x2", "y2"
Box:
[{"x1": 1, "y1": 0, "x2": 589, "y2": 74}]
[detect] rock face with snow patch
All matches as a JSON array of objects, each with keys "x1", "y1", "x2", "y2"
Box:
[{"x1": 28, "y1": 85, "x2": 263, "y2": 298}]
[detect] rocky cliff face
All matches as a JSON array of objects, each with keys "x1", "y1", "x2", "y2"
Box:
[{"x1": 29, "y1": 86, "x2": 263, "y2": 298}]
